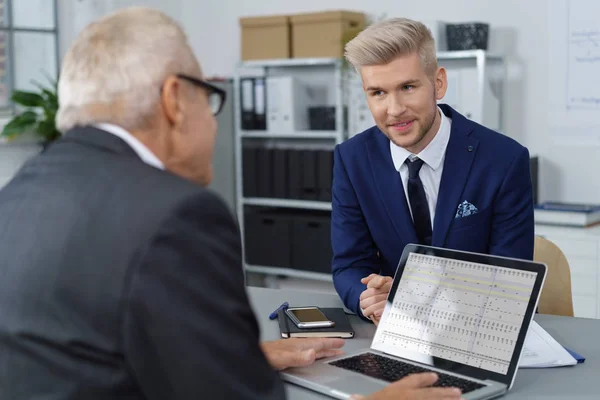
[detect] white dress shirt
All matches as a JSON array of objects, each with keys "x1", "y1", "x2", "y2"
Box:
[
  {"x1": 94, "y1": 123, "x2": 165, "y2": 170},
  {"x1": 390, "y1": 107, "x2": 452, "y2": 228}
]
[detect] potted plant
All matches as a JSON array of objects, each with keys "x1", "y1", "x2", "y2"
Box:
[{"x1": 0, "y1": 76, "x2": 60, "y2": 145}]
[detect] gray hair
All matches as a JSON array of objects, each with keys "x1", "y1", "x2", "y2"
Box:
[
  {"x1": 57, "y1": 7, "x2": 199, "y2": 132},
  {"x1": 344, "y1": 17, "x2": 437, "y2": 76}
]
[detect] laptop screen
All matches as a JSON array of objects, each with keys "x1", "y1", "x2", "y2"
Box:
[{"x1": 371, "y1": 245, "x2": 546, "y2": 388}]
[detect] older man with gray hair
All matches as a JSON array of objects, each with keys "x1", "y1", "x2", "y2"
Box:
[{"x1": 0, "y1": 7, "x2": 461, "y2": 400}]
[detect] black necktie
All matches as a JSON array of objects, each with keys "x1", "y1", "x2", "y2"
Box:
[{"x1": 406, "y1": 157, "x2": 432, "y2": 245}]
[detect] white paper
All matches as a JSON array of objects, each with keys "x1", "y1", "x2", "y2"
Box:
[
  {"x1": 254, "y1": 79, "x2": 265, "y2": 115},
  {"x1": 519, "y1": 321, "x2": 577, "y2": 368},
  {"x1": 241, "y1": 80, "x2": 254, "y2": 111}
]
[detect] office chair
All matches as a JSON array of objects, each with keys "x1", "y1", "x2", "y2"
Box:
[{"x1": 534, "y1": 236, "x2": 575, "y2": 317}]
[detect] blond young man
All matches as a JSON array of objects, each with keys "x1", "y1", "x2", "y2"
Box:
[{"x1": 332, "y1": 18, "x2": 534, "y2": 324}]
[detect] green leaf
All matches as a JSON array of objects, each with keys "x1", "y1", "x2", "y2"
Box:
[
  {"x1": 1, "y1": 111, "x2": 38, "y2": 138},
  {"x1": 36, "y1": 118, "x2": 59, "y2": 140},
  {"x1": 11, "y1": 91, "x2": 45, "y2": 108}
]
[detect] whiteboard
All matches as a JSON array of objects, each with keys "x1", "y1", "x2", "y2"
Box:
[{"x1": 548, "y1": 0, "x2": 600, "y2": 145}]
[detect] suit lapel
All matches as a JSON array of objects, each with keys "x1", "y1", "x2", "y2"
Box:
[
  {"x1": 432, "y1": 106, "x2": 479, "y2": 246},
  {"x1": 366, "y1": 129, "x2": 418, "y2": 244}
]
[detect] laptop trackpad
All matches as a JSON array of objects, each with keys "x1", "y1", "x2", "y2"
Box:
[{"x1": 330, "y1": 377, "x2": 386, "y2": 396}]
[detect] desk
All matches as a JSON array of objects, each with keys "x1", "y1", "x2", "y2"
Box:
[{"x1": 248, "y1": 287, "x2": 599, "y2": 400}]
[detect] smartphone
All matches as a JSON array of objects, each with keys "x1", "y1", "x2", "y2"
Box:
[{"x1": 285, "y1": 306, "x2": 335, "y2": 329}]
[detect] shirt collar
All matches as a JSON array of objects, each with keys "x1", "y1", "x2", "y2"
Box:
[
  {"x1": 93, "y1": 123, "x2": 165, "y2": 170},
  {"x1": 390, "y1": 106, "x2": 451, "y2": 171}
]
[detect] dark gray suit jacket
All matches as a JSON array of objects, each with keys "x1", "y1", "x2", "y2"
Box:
[{"x1": 0, "y1": 127, "x2": 285, "y2": 399}]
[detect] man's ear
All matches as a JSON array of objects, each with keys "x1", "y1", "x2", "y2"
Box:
[
  {"x1": 161, "y1": 75, "x2": 184, "y2": 127},
  {"x1": 434, "y1": 66, "x2": 448, "y2": 100}
]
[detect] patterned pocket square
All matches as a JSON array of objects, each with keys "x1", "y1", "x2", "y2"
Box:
[{"x1": 455, "y1": 200, "x2": 478, "y2": 218}]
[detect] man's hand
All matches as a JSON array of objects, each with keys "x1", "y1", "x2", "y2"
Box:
[
  {"x1": 360, "y1": 274, "x2": 393, "y2": 325},
  {"x1": 349, "y1": 373, "x2": 462, "y2": 400},
  {"x1": 260, "y1": 338, "x2": 345, "y2": 371}
]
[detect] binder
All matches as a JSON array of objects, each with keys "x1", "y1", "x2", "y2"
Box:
[
  {"x1": 266, "y1": 76, "x2": 311, "y2": 134},
  {"x1": 287, "y1": 149, "x2": 303, "y2": 199},
  {"x1": 240, "y1": 78, "x2": 255, "y2": 130},
  {"x1": 301, "y1": 150, "x2": 318, "y2": 200},
  {"x1": 317, "y1": 150, "x2": 334, "y2": 201},
  {"x1": 242, "y1": 145, "x2": 258, "y2": 197},
  {"x1": 253, "y1": 77, "x2": 266, "y2": 130},
  {"x1": 256, "y1": 147, "x2": 274, "y2": 197},
  {"x1": 273, "y1": 148, "x2": 288, "y2": 198}
]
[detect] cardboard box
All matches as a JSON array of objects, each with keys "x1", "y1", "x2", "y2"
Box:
[
  {"x1": 240, "y1": 15, "x2": 291, "y2": 60},
  {"x1": 290, "y1": 10, "x2": 366, "y2": 58}
]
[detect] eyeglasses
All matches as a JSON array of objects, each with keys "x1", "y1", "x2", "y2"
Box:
[{"x1": 176, "y1": 74, "x2": 227, "y2": 116}]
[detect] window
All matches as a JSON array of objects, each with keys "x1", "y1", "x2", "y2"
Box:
[{"x1": 0, "y1": 0, "x2": 59, "y2": 112}]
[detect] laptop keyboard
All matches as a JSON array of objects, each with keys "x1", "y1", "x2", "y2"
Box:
[{"x1": 329, "y1": 353, "x2": 486, "y2": 394}]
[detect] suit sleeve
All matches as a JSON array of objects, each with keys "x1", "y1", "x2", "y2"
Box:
[
  {"x1": 489, "y1": 146, "x2": 535, "y2": 260},
  {"x1": 122, "y1": 191, "x2": 285, "y2": 400},
  {"x1": 331, "y1": 145, "x2": 382, "y2": 316}
]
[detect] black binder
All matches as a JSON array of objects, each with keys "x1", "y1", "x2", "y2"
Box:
[
  {"x1": 301, "y1": 150, "x2": 318, "y2": 200},
  {"x1": 256, "y1": 147, "x2": 274, "y2": 197},
  {"x1": 287, "y1": 149, "x2": 303, "y2": 199},
  {"x1": 317, "y1": 150, "x2": 334, "y2": 201},
  {"x1": 242, "y1": 145, "x2": 258, "y2": 197},
  {"x1": 273, "y1": 148, "x2": 288, "y2": 198}
]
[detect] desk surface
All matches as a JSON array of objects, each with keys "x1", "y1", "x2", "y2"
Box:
[{"x1": 248, "y1": 287, "x2": 598, "y2": 400}]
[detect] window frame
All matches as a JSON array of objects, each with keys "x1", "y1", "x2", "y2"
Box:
[{"x1": 0, "y1": 0, "x2": 59, "y2": 114}]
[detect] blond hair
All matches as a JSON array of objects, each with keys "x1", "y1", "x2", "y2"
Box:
[
  {"x1": 344, "y1": 17, "x2": 437, "y2": 76},
  {"x1": 57, "y1": 7, "x2": 199, "y2": 132}
]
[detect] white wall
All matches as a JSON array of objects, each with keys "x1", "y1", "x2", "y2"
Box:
[
  {"x1": 57, "y1": 0, "x2": 183, "y2": 58},
  {"x1": 5, "y1": 0, "x2": 596, "y2": 204}
]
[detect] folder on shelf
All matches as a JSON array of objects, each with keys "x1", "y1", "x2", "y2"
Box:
[
  {"x1": 273, "y1": 148, "x2": 288, "y2": 198},
  {"x1": 240, "y1": 78, "x2": 255, "y2": 130},
  {"x1": 287, "y1": 149, "x2": 303, "y2": 199},
  {"x1": 317, "y1": 150, "x2": 334, "y2": 201},
  {"x1": 242, "y1": 145, "x2": 258, "y2": 197},
  {"x1": 256, "y1": 147, "x2": 274, "y2": 197},
  {"x1": 253, "y1": 77, "x2": 266, "y2": 130},
  {"x1": 301, "y1": 150, "x2": 318, "y2": 200}
]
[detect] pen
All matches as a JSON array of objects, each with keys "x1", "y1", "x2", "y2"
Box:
[{"x1": 269, "y1": 301, "x2": 289, "y2": 320}]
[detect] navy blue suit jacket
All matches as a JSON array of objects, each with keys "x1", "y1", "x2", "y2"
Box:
[{"x1": 331, "y1": 104, "x2": 534, "y2": 315}]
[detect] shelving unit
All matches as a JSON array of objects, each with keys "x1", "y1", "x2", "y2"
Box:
[
  {"x1": 234, "y1": 57, "x2": 344, "y2": 282},
  {"x1": 243, "y1": 197, "x2": 332, "y2": 211},
  {"x1": 437, "y1": 49, "x2": 505, "y2": 132},
  {"x1": 240, "y1": 131, "x2": 339, "y2": 139}
]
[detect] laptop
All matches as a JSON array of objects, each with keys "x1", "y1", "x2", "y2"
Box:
[{"x1": 281, "y1": 244, "x2": 547, "y2": 400}]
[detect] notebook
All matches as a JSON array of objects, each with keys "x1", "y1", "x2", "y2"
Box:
[{"x1": 278, "y1": 307, "x2": 354, "y2": 338}]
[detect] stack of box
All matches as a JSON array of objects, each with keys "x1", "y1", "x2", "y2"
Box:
[{"x1": 240, "y1": 10, "x2": 366, "y2": 60}]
